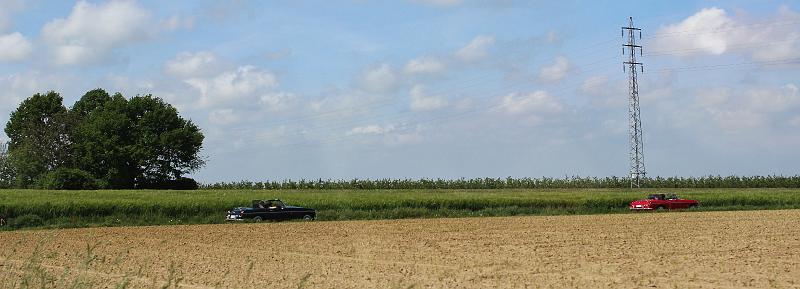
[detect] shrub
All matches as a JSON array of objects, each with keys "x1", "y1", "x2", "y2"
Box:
[
  {"x1": 137, "y1": 177, "x2": 199, "y2": 190},
  {"x1": 37, "y1": 168, "x2": 98, "y2": 190},
  {"x1": 10, "y1": 214, "x2": 44, "y2": 229}
]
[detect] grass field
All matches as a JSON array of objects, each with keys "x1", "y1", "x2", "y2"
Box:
[{"x1": 1, "y1": 188, "x2": 800, "y2": 230}]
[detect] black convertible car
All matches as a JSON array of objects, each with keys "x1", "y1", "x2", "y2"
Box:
[{"x1": 226, "y1": 199, "x2": 316, "y2": 222}]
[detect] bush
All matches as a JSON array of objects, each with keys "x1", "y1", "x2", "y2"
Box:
[
  {"x1": 37, "y1": 168, "x2": 98, "y2": 190},
  {"x1": 137, "y1": 177, "x2": 199, "y2": 190},
  {"x1": 10, "y1": 214, "x2": 44, "y2": 229}
]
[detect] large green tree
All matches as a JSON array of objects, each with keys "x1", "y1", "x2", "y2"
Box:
[
  {"x1": 127, "y1": 95, "x2": 204, "y2": 186},
  {"x1": 71, "y1": 90, "x2": 136, "y2": 188},
  {"x1": 4, "y1": 89, "x2": 204, "y2": 189},
  {"x1": 4, "y1": 92, "x2": 74, "y2": 187}
]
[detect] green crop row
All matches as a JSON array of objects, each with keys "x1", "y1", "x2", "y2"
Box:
[
  {"x1": 1, "y1": 188, "x2": 800, "y2": 230},
  {"x1": 200, "y1": 175, "x2": 800, "y2": 190}
]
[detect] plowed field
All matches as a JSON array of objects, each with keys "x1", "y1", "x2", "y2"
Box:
[{"x1": 1, "y1": 210, "x2": 799, "y2": 288}]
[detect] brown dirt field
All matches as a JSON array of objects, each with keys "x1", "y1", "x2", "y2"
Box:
[{"x1": 1, "y1": 210, "x2": 799, "y2": 289}]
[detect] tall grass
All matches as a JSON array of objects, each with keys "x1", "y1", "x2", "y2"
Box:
[
  {"x1": 200, "y1": 175, "x2": 800, "y2": 190},
  {"x1": 1, "y1": 188, "x2": 800, "y2": 230}
]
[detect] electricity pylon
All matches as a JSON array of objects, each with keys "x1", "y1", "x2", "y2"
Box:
[{"x1": 622, "y1": 16, "x2": 646, "y2": 188}]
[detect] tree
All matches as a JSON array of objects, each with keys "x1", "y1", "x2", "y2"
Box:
[
  {"x1": 71, "y1": 90, "x2": 136, "y2": 188},
  {"x1": 4, "y1": 89, "x2": 205, "y2": 189},
  {"x1": 127, "y1": 95, "x2": 205, "y2": 186},
  {"x1": 4, "y1": 92, "x2": 73, "y2": 187},
  {"x1": 71, "y1": 88, "x2": 111, "y2": 118}
]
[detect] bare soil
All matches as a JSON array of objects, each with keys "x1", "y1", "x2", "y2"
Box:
[{"x1": 1, "y1": 210, "x2": 798, "y2": 288}]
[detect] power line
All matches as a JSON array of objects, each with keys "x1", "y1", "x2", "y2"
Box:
[
  {"x1": 651, "y1": 57, "x2": 800, "y2": 72},
  {"x1": 645, "y1": 36, "x2": 800, "y2": 57},
  {"x1": 237, "y1": 21, "x2": 800, "y2": 151},
  {"x1": 258, "y1": 54, "x2": 800, "y2": 151}
]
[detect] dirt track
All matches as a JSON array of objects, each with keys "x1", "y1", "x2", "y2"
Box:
[{"x1": 1, "y1": 210, "x2": 799, "y2": 288}]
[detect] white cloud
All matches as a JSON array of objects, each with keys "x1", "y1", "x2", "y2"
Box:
[
  {"x1": 0, "y1": 32, "x2": 32, "y2": 62},
  {"x1": 359, "y1": 63, "x2": 397, "y2": 93},
  {"x1": 581, "y1": 75, "x2": 609, "y2": 94},
  {"x1": 693, "y1": 88, "x2": 730, "y2": 108},
  {"x1": 404, "y1": 56, "x2": 445, "y2": 75},
  {"x1": 347, "y1": 124, "x2": 396, "y2": 135},
  {"x1": 653, "y1": 8, "x2": 733, "y2": 55},
  {"x1": 209, "y1": 108, "x2": 241, "y2": 125},
  {"x1": 41, "y1": 0, "x2": 155, "y2": 65},
  {"x1": 41, "y1": 0, "x2": 191, "y2": 65},
  {"x1": 497, "y1": 90, "x2": 563, "y2": 115},
  {"x1": 652, "y1": 7, "x2": 800, "y2": 61},
  {"x1": 743, "y1": 83, "x2": 799, "y2": 112},
  {"x1": 409, "y1": 85, "x2": 447, "y2": 111},
  {"x1": 455, "y1": 35, "x2": 495, "y2": 62},
  {"x1": 0, "y1": 71, "x2": 79, "y2": 121},
  {"x1": 709, "y1": 109, "x2": 766, "y2": 133},
  {"x1": 538, "y1": 56, "x2": 570, "y2": 82},
  {"x1": 259, "y1": 91, "x2": 296, "y2": 111},
  {"x1": 165, "y1": 51, "x2": 220, "y2": 77},
  {"x1": 185, "y1": 66, "x2": 279, "y2": 108},
  {"x1": 408, "y1": 0, "x2": 462, "y2": 7},
  {"x1": 580, "y1": 75, "x2": 626, "y2": 107},
  {"x1": 104, "y1": 74, "x2": 154, "y2": 93},
  {"x1": 0, "y1": 72, "x2": 39, "y2": 108},
  {"x1": 0, "y1": 0, "x2": 24, "y2": 32},
  {"x1": 689, "y1": 83, "x2": 800, "y2": 133}
]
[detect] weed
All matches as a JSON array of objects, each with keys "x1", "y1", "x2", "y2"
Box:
[{"x1": 297, "y1": 273, "x2": 311, "y2": 289}]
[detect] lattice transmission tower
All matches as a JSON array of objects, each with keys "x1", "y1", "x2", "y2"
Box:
[{"x1": 622, "y1": 16, "x2": 646, "y2": 188}]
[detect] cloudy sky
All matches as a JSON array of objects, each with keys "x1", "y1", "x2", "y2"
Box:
[{"x1": 1, "y1": 0, "x2": 799, "y2": 182}]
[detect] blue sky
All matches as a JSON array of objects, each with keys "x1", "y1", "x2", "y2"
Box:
[{"x1": 1, "y1": 0, "x2": 799, "y2": 182}]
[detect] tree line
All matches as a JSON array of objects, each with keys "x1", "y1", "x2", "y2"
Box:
[
  {"x1": 201, "y1": 175, "x2": 800, "y2": 190},
  {"x1": 0, "y1": 89, "x2": 204, "y2": 189}
]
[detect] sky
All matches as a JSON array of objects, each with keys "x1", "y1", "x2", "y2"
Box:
[{"x1": 1, "y1": 0, "x2": 799, "y2": 182}]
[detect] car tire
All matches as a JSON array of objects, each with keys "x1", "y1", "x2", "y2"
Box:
[
  {"x1": 656, "y1": 206, "x2": 665, "y2": 211},
  {"x1": 253, "y1": 216, "x2": 263, "y2": 222},
  {"x1": 302, "y1": 215, "x2": 314, "y2": 221}
]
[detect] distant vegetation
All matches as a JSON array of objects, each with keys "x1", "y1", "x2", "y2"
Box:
[
  {"x1": 201, "y1": 175, "x2": 800, "y2": 190},
  {"x1": 1, "y1": 188, "x2": 799, "y2": 230},
  {"x1": 0, "y1": 89, "x2": 204, "y2": 190}
]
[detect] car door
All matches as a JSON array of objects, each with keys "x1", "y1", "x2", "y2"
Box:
[
  {"x1": 265, "y1": 205, "x2": 284, "y2": 220},
  {"x1": 675, "y1": 199, "x2": 693, "y2": 209},
  {"x1": 273, "y1": 201, "x2": 291, "y2": 220}
]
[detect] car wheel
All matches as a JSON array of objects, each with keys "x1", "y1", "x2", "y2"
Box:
[
  {"x1": 302, "y1": 215, "x2": 313, "y2": 221},
  {"x1": 656, "y1": 206, "x2": 665, "y2": 211},
  {"x1": 253, "y1": 216, "x2": 263, "y2": 222}
]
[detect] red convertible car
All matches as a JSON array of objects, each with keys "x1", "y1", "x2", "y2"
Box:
[{"x1": 630, "y1": 194, "x2": 699, "y2": 210}]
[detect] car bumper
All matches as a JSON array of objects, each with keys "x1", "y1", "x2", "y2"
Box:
[
  {"x1": 225, "y1": 215, "x2": 245, "y2": 221},
  {"x1": 630, "y1": 206, "x2": 653, "y2": 210}
]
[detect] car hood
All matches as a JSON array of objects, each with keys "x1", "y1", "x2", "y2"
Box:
[{"x1": 630, "y1": 200, "x2": 651, "y2": 205}]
